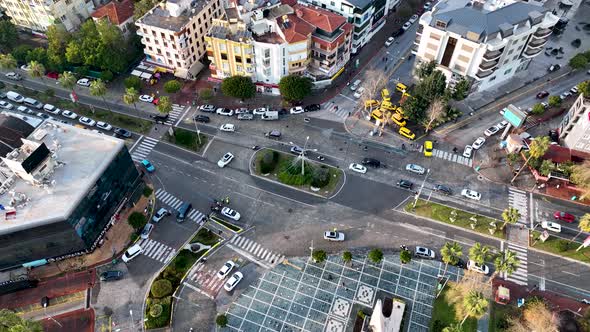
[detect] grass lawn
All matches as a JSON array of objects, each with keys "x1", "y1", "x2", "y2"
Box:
[
  {"x1": 430, "y1": 286, "x2": 477, "y2": 332},
  {"x1": 530, "y1": 231, "x2": 590, "y2": 263},
  {"x1": 191, "y1": 228, "x2": 221, "y2": 245},
  {"x1": 163, "y1": 127, "x2": 208, "y2": 152},
  {"x1": 489, "y1": 302, "x2": 517, "y2": 332},
  {"x1": 406, "y1": 199, "x2": 505, "y2": 239},
  {"x1": 210, "y1": 215, "x2": 242, "y2": 232}
]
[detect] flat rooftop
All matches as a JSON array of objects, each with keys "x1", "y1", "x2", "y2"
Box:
[
  {"x1": 137, "y1": 0, "x2": 210, "y2": 31},
  {"x1": 0, "y1": 120, "x2": 124, "y2": 235}
]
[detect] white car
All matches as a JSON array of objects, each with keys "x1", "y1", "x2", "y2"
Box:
[
  {"x1": 409, "y1": 14, "x2": 419, "y2": 24},
  {"x1": 570, "y1": 86, "x2": 579, "y2": 94},
  {"x1": 463, "y1": 145, "x2": 473, "y2": 158},
  {"x1": 290, "y1": 106, "x2": 305, "y2": 114},
  {"x1": 472, "y1": 137, "x2": 486, "y2": 149},
  {"x1": 217, "y1": 152, "x2": 234, "y2": 168},
  {"x1": 96, "y1": 121, "x2": 112, "y2": 131},
  {"x1": 253, "y1": 107, "x2": 268, "y2": 115},
  {"x1": 497, "y1": 120, "x2": 509, "y2": 129},
  {"x1": 62, "y1": 110, "x2": 78, "y2": 119},
  {"x1": 5, "y1": 72, "x2": 22, "y2": 80},
  {"x1": 234, "y1": 108, "x2": 249, "y2": 115},
  {"x1": 0, "y1": 101, "x2": 13, "y2": 110},
  {"x1": 224, "y1": 272, "x2": 243, "y2": 291},
  {"x1": 484, "y1": 125, "x2": 500, "y2": 137},
  {"x1": 77, "y1": 78, "x2": 91, "y2": 87},
  {"x1": 221, "y1": 207, "x2": 241, "y2": 221},
  {"x1": 402, "y1": 22, "x2": 412, "y2": 31},
  {"x1": 122, "y1": 244, "x2": 143, "y2": 263},
  {"x1": 152, "y1": 208, "x2": 170, "y2": 223},
  {"x1": 406, "y1": 163, "x2": 426, "y2": 175},
  {"x1": 423, "y1": 1, "x2": 432, "y2": 10},
  {"x1": 140, "y1": 223, "x2": 154, "y2": 239},
  {"x1": 139, "y1": 95, "x2": 154, "y2": 103},
  {"x1": 353, "y1": 87, "x2": 365, "y2": 99},
  {"x1": 217, "y1": 260, "x2": 236, "y2": 279},
  {"x1": 541, "y1": 102, "x2": 549, "y2": 108},
  {"x1": 20, "y1": 64, "x2": 31, "y2": 71},
  {"x1": 216, "y1": 108, "x2": 234, "y2": 116},
  {"x1": 415, "y1": 246, "x2": 435, "y2": 259},
  {"x1": 467, "y1": 260, "x2": 489, "y2": 275},
  {"x1": 385, "y1": 37, "x2": 395, "y2": 47},
  {"x1": 17, "y1": 106, "x2": 31, "y2": 113},
  {"x1": 541, "y1": 221, "x2": 561, "y2": 233},
  {"x1": 461, "y1": 189, "x2": 481, "y2": 201},
  {"x1": 43, "y1": 104, "x2": 61, "y2": 115},
  {"x1": 323, "y1": 231, "x2": 345, "y2": 241},
  {"x1": 79, "y1": 117, "x2": 96, "y2": 126},
  {"x1": 349, "y1": 163, "x2": 367, "y2": 174},
  {"x1": 220, "y1": 123, "x2": 235, "y2": 132},
  {"x1": 199, "y1": 104, "x2": 216, "y2": 112}
]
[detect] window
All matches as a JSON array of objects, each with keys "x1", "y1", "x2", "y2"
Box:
[
  {"x1": 264, "y1": 49, "x2": 270, "y2": 58},
  {"x1": 219, "y1": 43, "x2": 226, "y2": 51},
  {"x1": 221, "y1": 53, "x2": 228, "y2": 60},
  {"x1": 330, "y1": 1, "x2": 335, "y2": 5},
  {"x1": 166, "y1": 51, "x2": 170, "y2": 57},
  {"x1": 504, "y1": 68, "x2": 512, "y2": 75},
  {"x1": 512, "y1": 54, "x2": 518, "y2": 61},
  {"x1": 489, "y1": 76, "x2": 496, "y2": 81},
  {"x1": 507, "y1": 49, "x2": 514, "y2": 55},
  {"x1": 435, "y1": 20, "x2": 447, "y2": 29},
  {"x1": 223, "y1": 63, "x2": 229, "y2": 70},
  {"x1": 235, "y1": 56, "x2": 242, "y2": 62}
]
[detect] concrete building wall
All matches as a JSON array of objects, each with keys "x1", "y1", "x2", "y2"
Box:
[
  {"x1": 1, "y1": 0, "x2": 95, "y2": 31},
  {"x1": 560, "y1": 94, "x2": 590, "y2": 153}
]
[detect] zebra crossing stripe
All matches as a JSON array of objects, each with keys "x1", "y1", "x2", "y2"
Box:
[
  {"x1": 155, "y1": 188, "x2": 164, "y2": 197},
  {"x1": 246, "y1": 241, "x2": 254, "y2": 251},
  {"x1": 261, "y1": 250, "x2": 270, "y2": 260},
  {"x1": 160, "y1": 193, "x2": 171, "y2": 202},
  {"x1": 146, "y1": 242, "x2": 161, "y2": 257},
  {"x1": 268, "y1": 254, "x2": 277, "y2": 263},
  {"x1": 230, "y1": 236, "x2": 238, "y2": 244},
  {"x1": 236, "y1": 237, "x2": 245, "y2": 247},
  {"x1": 252, "y1": 244, "x2": 261, "y2": 256},
  {"x1": 143, "y1": 241, "x2": 156, "y2": 256},
  {"x1": 241, "y1": 239, "x2": 251, "y2": 249}
]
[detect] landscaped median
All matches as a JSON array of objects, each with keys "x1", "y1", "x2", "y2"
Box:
[
  {"x1": 144, "y1": 228, "x2": 220, "y2": 329},
  {"x1": 252, "y1": 148, "x2": 344, "y2": 197},
  {"x1": 405, "y1": 199, "x2": 505, "y2": 239},
  {"x1": 530, "y1": 231, "x2": 590, "y2": 263},
  {"x1": 162, "y1": 127, "x2": 209, "y2": 153}
]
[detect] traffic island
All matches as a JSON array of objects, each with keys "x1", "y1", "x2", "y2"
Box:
[
  {"x1": 162, "y1": 127, "x2": 209, "y2": 153},
  {"x1": 252, "y1": 149, "x2": 344, "y2": 197},
  {"x1": 530, "y1": 231, "x2": 590, "y2": 263}
]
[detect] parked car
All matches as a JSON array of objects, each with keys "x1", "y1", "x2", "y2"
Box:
[
  {"x1": 409, "y1": 14, "x2": 419, "y2": 23},
  {"x1": 290, "y1": 146, "x2": 304, "y2": 155},
  {"x1": 484, "y1": 125, "x2": 500, "y2": 137},
  {"x1": 194, "y1": 115, "x2": 210, "y2": 123},
  {"x1": 541, "y1": 221, "x2": 561, "y2": 232},
  {"x1": 140, "y1": 223, "x2": 154, "y2": 239},
  {"x1": 121, "y1": 244, "x2": 143, "y2": 263},
  {"x1": 152, "y1": 208, "x2": 170, "y2": 223},
  {"x1": 349, "y1": 163, "x2": 367, "y2": 174},
  {"x1": 461, "y1": 189, "x2": 481, "y2": 201},
  {"x1": 20, "y1": 64, "x2": 31, "y2": 71},
  {"x1": 252, "y1": 107, "x2": 268, "y2": 115},
  {"x1": 139, "y1": 95, "x2": 154, "y2": 103},
  {"x1": 217, "y1": 152, "x2": 234, "y2": 168},
  {"x1": 234, "y1": 108, "x2": 249, "y2": 114},
  {"x1": 392, "y1": 28, "x2": 404, "y2": 37},
  {"x1": 397, "y1": 179, "x2": 413, "y2": 189},
  {"x1": 536, "y1": 91, "x2": 549, "y2": 99},
  {"x1": 224, "y1": 272, "x2": 243, "y2": 291},
  {"x1": 406, "y1": 163, "x2": 426, "y2": 175},
  {"x1": 385, "y1": 37, "x2": 395, "y2": 47},
  {"x1": 100, "y1": 270, "x2": 123, "y2": 281},
  {"x1": 0, "y1": 101, "x2": 13, "y2": 110},
  {"x1": 361, "y1": 158, "x2": 381, "y2": 167},
  {"x1": 497, "y1": 120, "x2": 509, "y2": 129},
  {"x1": 353, "y1": 87, "x2": 365, "y2": 99},
  {"x1": 323, "y1": 231, "x2": 345, "y2": 241},
  {"x1": 434, "y1": 184, "x2": 452, "y2": 195},
  {"x1": 570, "y1": 86, "x2": 579, "y2": 94},
  {"x1": 423, "y1": 1, "x2": 432, "y2": 10},
  {"x1": 96, "y1": 121, "x2": 112, "y2": 131},
  {"x1": 141, "y1": 159, "x2": 155, "y2": 172},
  {"x1": 43, "y1": 104, "x2": 61, "y2": 115},
  {"x1": 5, "y1": 72, "x2": 22, "y2": 80},
  {"x1": 467, "y1": 260, "x2": 489, "y2": 275},
  {"x1": 304, "y1": 104, "x2": 321, "y2": 112},
  {"x1": 548, "y1": 64, "x2": 561, "y2": 72},
  {"x1": 217, "y1": 260, "x2": 236, "y2": 279},
  {"x1": 559, "y1": 91, "x2": 571, "y2": 100},
  {"x1": 415, "y1": 246, "x2": 435, "y2": 259},
  {"x1": 554, "y1": 211, "x2": 575, "y2": 223},
  {"x1": 216, "y1": 108, "x2": 234, "y2": 116},
  {"x1": 220, "y1": 123, "x2": 235, "y2": 132},
  {"x1": 77, "y1": 78, "x2": 91, "y2": 87},
  {"x1": 399, "y1": 127, "x2": 415, "y2": 140},
  {"x1": 62, "y1": 110, "x2": 78, "y2": 119},
  {"x1": 199, "y1": 104, "x2": 216, "y2": 112},
  {"x1": 221, "y1": 207, "x2": 241, "y2": 221},
  {"x1": 472, "y1": 137, "x2": 486, "y2": 149},
  {"x1": 290, "y1": 106, "x2": 305, "y2": 114},
  {"x1": 350, "y1": 79, "x2": 362, "y2": 91},
  {"x1": 402, "y1": 22, "x2": 412, "y2": 30},
  {"x1": 78, "y1": 117, "x2": 96, "y2": 127},
  {"x1": 114, "y1": 128, "x2": 132, "y2": 138}
]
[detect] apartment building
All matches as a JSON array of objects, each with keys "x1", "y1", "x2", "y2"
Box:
[
  {"x1": 91, "y1": 0, "x2": 135, "y2": 37},
  {"x1": 411, "y1": 0, "x2": 558, "y2": 92},
  {"x1": 559, "y1": 93, "x2": 590, "y2": 153},
  {"x1": 0, "y1": 0, "x2": 95, "y2": 32},
  {"x1": 135, "y1": 0, "x2": 223, "y2": 80}
]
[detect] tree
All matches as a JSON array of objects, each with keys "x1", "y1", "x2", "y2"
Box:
[
  {"x1": 58, "y1": 71, "x2": 77, "y2": 96},
  {"x1": 25, "y1": 48, "x2": 48, "y2": 66},
  {"x1": 368, "y1": 249, "x2": 383, "y2": 264},
  {"x1": 360, "y1": 70, "x2": 387, "y2": 116},
  {"x1": 548, "y1": 95, "x2": 561, "y2": 107},
  {"x1": 150, "y1": 279, "x2": 172, "y2": 298},
  {"x1": 278, "y1": 75, "x2": 313, "y2": 101},
  {"x1": 440, "y1": 242, "x2": 462, "y2": 276},
  {"x1": 424, "y1": 98, "x2": 446, "y2": 132},
  {"x1": 507, "y1": 300, "x2": 558, "y2": 332},
  {"x1": 221, "y1": 75, "x2": 256, "y2": 100},
  {"x1": 134, "y1": 0, "x2": 159, "y2": 19},
  {"x1": 461, "y1": 290, "x2": 488, "y2": 325},
  {"x1": 468, "y1": 243, "x2": 492, "y2": 265},
  {"x1": 452, "y1": 79, "x2": 470, "y2": 100},
  {"x1": 128, "y1": 212, "x2": 147, "y2": 229},
  {"x1": 578, "y1": 80, "x2": 590, "y2": 96},
  {"x1": 416, "y1": 60, "x2": 436, "y2": 79},
  {"x1": 11, "y1": 45, "x2": 33, "y2": 64},
  {"x1": 157, "y1": 96, "x2": 173, "y2": 114},
  {"x1": 0, "y1": 309, "x2": 43, "y2": 332},
  {"x1": 312, "y1": 249, "x2": 327, "y2": 263},
  {"x1": 571, "y1": 160, "x2": 590, "y2": 199},
  {"x1": 123, "y1": 87, "x2": 140, "y2": 114},
  {"x1": 569, "y1": 53, "x2": 589, "y2": 70},
  {"x1": 45, "y1": 24, "x2": 71, "y2": 71},
  {"x1": 511, "y1": 136, "x2": 550, "y2": 183},
  {"x1": 416, "y1": 70, "x2": 447, "y2": 101},
  {"x1": 571, "y1": 213, "x2": 590, "y2": 242},
  {"x1": 100, "y1": 70, "x2": 114, "y2": 82},
  {"x1": 0, "y1": 54, "x2": 17, "y2": 71},
  {"x1": 90, "y1": 79, "x2": 111, "y2": 112},
  {"x1": 124, "y1": 76, "x2": 142, "y2": 90},
  {"x1": 400, "y1": 250, "x2": 412, "y2": 264},
  {"x1": 342, "y1": 251, "x2": 352, "y2": 265},
  {"x1": 200, "y1": 88, "x2": 213, "y2": 101},
  {"x1": 28, "y1": 61, "x2": 47, "y2": 88},
  {"x1": 539, "y1": 159, "x2": 555, "y2": 176},
  {"x1": 0, "y1": 21, "x2": 18, "y2": 52},
  {"x1": 531, "y1": 103, "x2": 546, "y2": 115},
  {"x1": 164, "y1": 79, "x2": 182, "y2": 93},
  {"x1": 216, "y1": 314, "x2": 228, "y2": 327},
  {"x1": 442, "y1": 323, "x2": 462, "y2": 332},
  {"x1": 501, "y1": 207, "x2": 521, "y2": 230},
  {"x1": 402, "y1": 94, "x2": 429, "y2": 123},
  {"x1": 492, "y1": 250, "x2": 520, "y2": 281}
]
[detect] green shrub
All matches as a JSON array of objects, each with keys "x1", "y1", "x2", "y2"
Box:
[
  {"x1": 145, "y1": 299, "x2": 171, "y2": 329},
  {"x1": 143, "y1": 186, "x2": 153, "y2": 197},
  {"x1": 44, "y1": 88, "x2": 55, "y2": 98},
  {"x1": 312, "y1": 249, "x2": 327, "y2": 263},
  {"x1": 130, "y1": 233, "x2": 139, "y2": 242},
  {"x1": 124, "y1": 76, "x2": 141, "y2": 90},
  {"x1": 368, "y1": 249, "x2": 383, "y2": 264},
  {"x1": 260, "y1": 150, "x2": 279, "y2": 174},
  {"x1": 128, "y1": 212, "x2": 147, "y2": 230},
  {"x1": 531, "y1": 103, "x2": 545, "y2": 115},
  {"x1": 556, "y1": 239, "x2": 570, "y2": 252},
  {"x1": 149, "y1": 304, "x2": 163, "y2": 317},
  {"x1": 151, "y1": 279, "x2": 173, "y2": 298},
  {"x1": 75, "y1": 66, "x2": 89, "y2": 77},
  {"x1": 311, "y1": 167, "x2": 330, "y2": 188},
  {"x1": 164, "y1": 80, "x2": 182, "y2": 93},
  {"x1": 277, "y1": 162, "x2": 314, "y2": 186},
  {"x1": 173, "y1": 255, "x2": 189, "y2": 270},
  {"x1": 200, "y1": 88, "x2": 213, "y2": 100},
  {"x1": 548, "y1": 95, "x2": 561, "y2": 107},
  {"x1": 216, "y1": 314, "x2": 228, "y2": 327},
  {"x1": 400, "y1": 250, "x2": 412, "y2": 264},
  {"x1": 100, "y1": 70, "x2": 114, "y2": 82}
]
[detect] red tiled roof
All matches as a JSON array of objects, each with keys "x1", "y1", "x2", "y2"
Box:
[
  {"x1": 91, "y1": 0, "x2": 134, "y2": 26},
  {"x1": 279, "y1": 14, "x2": 314, "y2": 43},
  {"x1": 292, "y1": 3, "x2": 347, "y2": 33},
  {"x1": 541, "y1": 144, "x2": 590, "y2": 164}
]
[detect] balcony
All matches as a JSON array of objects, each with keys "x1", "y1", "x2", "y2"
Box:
[
  {"x1": 475, "y1": 69, "x2": 494, "y2": 79},
  {"x1": 523, "y1": 46, "x2": 543, "y2": 57},
  {"x1": 527, "y1": 37, "x2": 548, "y2": 49},
  {"x1": 482, "y1": 48, "x2": 503, "y2": 61},
  {"x1": 414, "y1": 35, "x2": 421, "y2": 45},
  {"x1": 534, "y1": 27, "x2": 552, "y2": 39},
  {"x1": 416, "y1": 25, "x2": 423, "y2": 35},
  {"x1": 478, "y1": 59, "x2": 498, "y2": 71}
]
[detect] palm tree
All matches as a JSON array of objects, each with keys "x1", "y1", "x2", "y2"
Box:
[
  {"x1": 442, "y1": 323, "x2": 462, "y2": 332},
  {"x1": 511, "y1": 136, "x2": 551, "y2": 183},
  {"x1": 440, "y1": 242, "x2": 462, "y2": 276},
  {"x1": 0, "y1": 54, "x2": 17, "y2": 71},
  {"x1": 28, "y1": 61, "x2": 47, "y2": 88},
  {"x1": 461, "y1": 290, "x2": 488, "y2": 325},
  {"x1": 572, "y1": 213, "x2": 590, "y2": 243},
  {"x1": 501, "y1": 207, "x2": 521, "y2": 230},
  {"x1": 342, "y1": 251, "x2": 352, "y2": 265},
  {"x1": 58, "y1": 71, "x2": 77, "y2": 101},
  {"x1": 157, "y1": 96, "x2": 172, "y2": 114},
  {"x1": 492, "y1": 249, "x2": 520, "y2": 281},
  {"x1": 468, "y1": 243, "x2": 492, "y2": 265},
  {"x1": 123, "y1": 87, "x2": 140, "y2": 115},
  {"x1": 89, "y1": 78, "x2": 111, "y2": 112}
]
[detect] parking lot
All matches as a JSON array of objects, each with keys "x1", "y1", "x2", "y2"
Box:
[{"x1": 222, "y1": 254, "x2": 463, "y2": 332}]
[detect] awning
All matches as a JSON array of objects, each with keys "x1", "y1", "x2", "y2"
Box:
[
  {"x1": 131, "y1": 70, "x2": 143, "y2": 77},
  {"x1": 175, "y1": 61, "x2": 204, "y2": 80},
  {"x1": 140, "y1": 72, "x2": 153, "y2": 80}
]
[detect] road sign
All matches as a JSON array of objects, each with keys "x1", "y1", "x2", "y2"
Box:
[
  {"x1": 70, "y1": 91, "x2": 78, "y2": 103},
  {"x1": 576, "y1": 235, "x2": 590, "y2": 251}
]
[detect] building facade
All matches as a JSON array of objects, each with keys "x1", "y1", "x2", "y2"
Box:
[
  {"x1": 0, "y1": 120, "x2": 141, "y2": 271},
  {"x1": 135, "y1": 0, "x2": 223, "y2": 79},
  {"x1": 0, "y1": 0, "x2": 95, "y2": 32},
  {"x1": 559, "y1": 93, "x2": 590, "y2": 153},
  {"x1": 91, "y1": 0, "x2": 135, "y2": 37},
  {"x1": 411, "y1": 0, "x2": 558, "y2": 92}
]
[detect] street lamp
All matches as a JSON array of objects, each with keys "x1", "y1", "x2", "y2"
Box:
[
  {"x1": 289, "y1": 136, "x2": 317, "y2": 175},
  {"x1": 193, "y1": 117, "x2": 202, "y2": 145},
  {"x1": 413, "y1": 169, "x2": 430, "y2": 208}
]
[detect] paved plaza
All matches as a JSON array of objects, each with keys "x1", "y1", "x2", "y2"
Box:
[{"x1": 222, "y1": 254, "x2": 464, "y2": 332}]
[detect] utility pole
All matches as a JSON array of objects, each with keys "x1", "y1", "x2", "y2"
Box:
[
  {"x1": 413, "y1": 169, "x2": 430, "y2": 208},
  {"x1": 193, "y1": 118, "x2": 201, "y2": 145},
  {"x1": 301, "y1": 136, "x2": 309, "y2": 175},
  {"x1": 309, "y1": 239, "x2": 314, "y2": 261}
]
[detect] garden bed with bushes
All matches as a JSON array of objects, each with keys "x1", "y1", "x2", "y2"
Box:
[
  {"x1": 163, "y1": 127, "x2": 209, "y2": 152},
  {"x1": 530, "y1": 231, "x2": 589, "y2": 263},
  {"x1": 253, "y1": 149, "x2": 343, "y2": 197}
]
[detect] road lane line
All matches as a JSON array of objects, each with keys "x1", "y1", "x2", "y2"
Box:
[{"x1": 561, "y1": 271, "x2": 580, "y2": 277}]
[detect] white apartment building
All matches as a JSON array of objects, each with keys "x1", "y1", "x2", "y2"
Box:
[
  {"x1": 412, "y1": 0, "x2": 558, "y2": 92},
  {"x1": 135, "y1": 0, "x2": 223, "y2": 80},
  {"x1": 559, "y1": 93, "x2": 590, "y2": 153},
  {"x1": 0, "y1": 0, "x2": 95, "y2": 32}
]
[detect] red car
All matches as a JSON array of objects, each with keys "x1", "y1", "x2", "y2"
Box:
[
  {"x1": 554, "y1": 211, "x2": 575, "y2": 223},
  {"x1": 536, "y1": 91, "x2": 549, "y2": 99}
]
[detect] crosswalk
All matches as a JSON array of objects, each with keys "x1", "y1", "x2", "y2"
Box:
[
  {"x1": 326, "y1": 102, "x2": 350, "y2": 119},
  {"x1": 228, "y1": 235, "x2": 284, "y2": 266},
  {"x1": 154, "y1": 188, "x2": 206, "y2": 224},
  {"x1": 130, "y1": 136, "x2": 158, "y2": 162},
  {"x1": 508, "y1": 187, "x2": 528, "y2": 226},
  {"x1": 166, "y1": 104, "x2": 186, "y2": 126},
  {"x1": 505, "y1": 243, "x2": 528, "y2": 286},
  {"x1": 137, "y1": 238, "x2": 176, "y2": 264},
  {"x1": 431, "y1": 148, "x2": 473, "y2": 167},
  {"x1": 186, "y1": 263, "x2": 226, "y2": 297}
]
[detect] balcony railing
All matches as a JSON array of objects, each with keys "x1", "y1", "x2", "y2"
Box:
[
  {"x1": 527, "y1": 38, "x2": 548, "y2": 49},
  {"x1": 478, "y1": 59, "x2": 498, "y2": 70},
  {"x1": 534, "y1": 27, "x2": 552, "y2": 39},
  {"x1": 523, "y1": 47, "x2": 543, "y2": 57},
  {"x1": 414, "y1": 36, "x2": 421, "y2": 45},
  {"x1": 482, "y1": 48, "x2": 503, "y2": 61},
  {"x1": 475, "y1": 69, "x2": 494, "y2": 79}
]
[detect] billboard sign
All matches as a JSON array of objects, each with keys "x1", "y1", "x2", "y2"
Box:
[{"x1": 502, "y1": 104, "x2": 527, "y2": 128}]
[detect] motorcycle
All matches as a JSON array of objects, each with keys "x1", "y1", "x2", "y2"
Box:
[
  {"x1": 252, "y1": 145, "x2": 260, "y2": 150},
  {"x1": 317, "y1": 155, "x2": 325, "y2": 161}
]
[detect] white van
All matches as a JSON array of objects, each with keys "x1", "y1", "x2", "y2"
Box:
[
  {"x1": 261, "y1": 111, "x2": 279, "y2": 121},
  {"x1": 24, "y1": 97, "x2": 43, "y2": 109},
  {"x1": 122, "y1": 244, "x2": 143, "y2": 263},
  {"x1": 350, "y1": 80, "x2": 362, "y2": 91},
  {"x1": 6, "y1": 91, "x2": 24, "y2": 103}
]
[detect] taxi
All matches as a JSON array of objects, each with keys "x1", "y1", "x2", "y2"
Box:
[{"x1": 399, "y1": 127, "x2": 415, "y2": 140}]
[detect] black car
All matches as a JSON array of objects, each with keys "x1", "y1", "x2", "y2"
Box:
[
  {"x1": 397, "y1": 179, "x2": 413, "y2": 189},
  {"x1": 548, "y1": 64, "x2": 561, "y2": 72},
  {"x1": 278, "y1": 108, "x2": 288, "y2": 115},
  {"x1": 114, "y1": 128, "x2": 132, "y2": 138},
  {"x1": 151, "y1": 114, "x2": 169, "y2": 124},
  {"x1": 361, "y1": 157, "x2": 381, "y2": 168},
  {"x1": 194, "y1": 115, "x2": 210, "y2": 123},
  {"x1": 392, "y1": 28, "x2": 404, "y2": 37},
  {"x1": 100, "y1": 270, "x2": 123, "y2": 281},
  {"x1": 434, "y1": 184, "x2": 452, "y2": 195},
  {"x1": 536, "y1": 91, "x2": 549, "y2": 99},
  {"x1": 452, "y1": 259, "x2": 466, "y2": 269},
  {"x1": 304, "y1": 104, "x2": 321, "y2": 112},
  {"x1": 548, "y1": 130, "x2": 559, "y2": 143}
]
